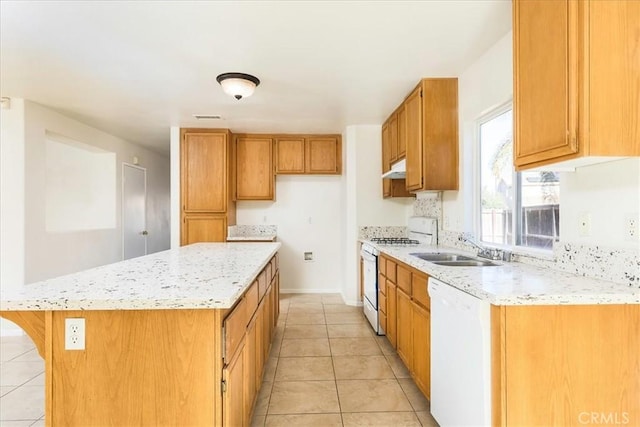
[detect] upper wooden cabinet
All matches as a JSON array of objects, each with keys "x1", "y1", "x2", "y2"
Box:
[
  {"x1": 275, "y1": 138, "x2": 305, "y2": 174},
  {"x1": 305, "y1": 137, "x2": 342, "y2": 174},
  {"x1": 275, "y1": 135, "x2": 342, "y2": 175},
  {"x1": 513, "y1": 0, "x2": 640, "y2": 170},
  {"x1": 382, "y1": 112, "x2": 413, "y2": 199},
  {"x1": 235, "y1": 136, "x2": 274, "y2": 200},
  {"x1": 405, "y1": 78, "x2": 459, "y2": 192},
  {"x1": 180, "y1": 129, "x2": 236, "y2": 245},
  {"x1": 181, "y1": 131, "x2": 229, "y2": 212}
]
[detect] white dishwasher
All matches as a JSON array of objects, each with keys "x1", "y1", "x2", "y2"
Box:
[{"x1": 428, "y1": 278, "x2": 491, "y2": 427}]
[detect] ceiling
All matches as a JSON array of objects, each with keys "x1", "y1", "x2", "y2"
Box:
[{"x1": 0, "y1": 1, "x2": 511, "y2": 154}]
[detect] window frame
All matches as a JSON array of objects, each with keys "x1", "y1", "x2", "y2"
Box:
[{"x1": 473, "y1": 101, "x2": 557, "y2": 255}]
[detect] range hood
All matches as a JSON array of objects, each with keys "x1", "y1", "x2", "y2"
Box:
[{"x1": 381, "y1": 159, "x2": 406, "y2": 179}]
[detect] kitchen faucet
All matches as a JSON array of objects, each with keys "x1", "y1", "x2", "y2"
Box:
[{"x1": 458, "y1": 233, "x2": 512, "y2": 262}]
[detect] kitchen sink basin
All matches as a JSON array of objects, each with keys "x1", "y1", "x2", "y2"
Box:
[
  {"x1": 409, "y1": 253, "x2": 476, "y2": 262},
  {"x1": 431, "y1": 260, "x2": 499, "y2": 267},
  {"x1": 410, "y1": 252, "x2": 499, "y2": 267}
]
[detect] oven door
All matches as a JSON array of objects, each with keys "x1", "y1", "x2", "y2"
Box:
[{"x1": 361, "y1": 249, "x2": 378, "y2": 309}]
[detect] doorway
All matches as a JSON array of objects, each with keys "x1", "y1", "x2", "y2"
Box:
[{"x1": 122, "y1": 163, "x2": 147, "y2": 260}]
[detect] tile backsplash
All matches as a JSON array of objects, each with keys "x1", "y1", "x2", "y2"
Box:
[
  {"x1": 359, "y1": 226, "x2": 407, "y2": 240},
  {"x1": 228, "y1": 224, "x2": 277, "y2": 237}
]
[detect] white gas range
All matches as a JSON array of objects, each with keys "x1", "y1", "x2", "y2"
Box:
[{"x1": 360, "y1": 217, "x2": 438, "y2": 334}]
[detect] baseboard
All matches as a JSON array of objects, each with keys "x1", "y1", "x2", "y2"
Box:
[{"x1": 280, "y1": 288, "x2": 342, "y2": 294}]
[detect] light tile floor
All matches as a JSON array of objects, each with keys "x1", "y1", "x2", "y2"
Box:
[
  {"x1": 0, "y1": 293, "x2": 439, "y2": 427},
  {"x1": 251, "y1": 293, "x2": 439, "y2": 427}
]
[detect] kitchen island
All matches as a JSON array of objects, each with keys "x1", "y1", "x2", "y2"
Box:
[{"x1": 0, "y1": 242, "x2": 281, "y2": 426}]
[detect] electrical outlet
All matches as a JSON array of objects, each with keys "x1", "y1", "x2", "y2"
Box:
[
  {"x1": 625, "y1": 214, "x2": 639, "y2": 240},
  {"x1": 304, "y1": 251, "x2": 314, "y2": 261},
  {"x1": 65, "y1": 318, "x2": 85, "y2": 350},
  {"x1": 578, "y1": 212, "x2": 591, "y2": 237}
]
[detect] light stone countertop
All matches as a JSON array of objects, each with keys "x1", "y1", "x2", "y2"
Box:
[
  {"x1": 0, "y1": 242, "x2": 281, "y2": 311},
  {"x1": 364, "y1": 241, "x2": 640, "y2": 306},
  {"x1": 226, "y1": 235, "x2": 277, "y2": 242}
]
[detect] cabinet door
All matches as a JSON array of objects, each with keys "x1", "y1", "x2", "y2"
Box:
[
  {"x1": 244, "y1": 316, "x2": 257, "y2": 426},
  {"x1": 275, "y1": 138, "x2": 305, "y2": 174},
  {"x1": 255, "y1": 303, "x2": 264, "y2": 391},
  {"x1": 389, "y1": 113, "x2": 399, "y2": 163},
  {"x1": 305, "y1": 137, "x2": 342, "y2": 174},
  {"x1": 405, "y1": 86, "x2": 422, "y2": 191},
  {"x1": 411, "y1": 302, "x2": 430, "y2": 399},
  {"x1": 386, "y1": 281, "x2": 397, "y2": 349},
  {"x1": 182, "y1": 215, "x2": 226, "y2": 245},
  {"x1": 396, "y1": 288, "x2": 413, "y2": 370},
  {"x1": 382, "y1": 124, "x2": 391, "y2": 198},
  {"x1": 181, "y1": 132, "x2": 227, "y2": 212},
  {"x1": 514, "y1": 0, "x2": 579, "y2": 167},
  {"x1": 398, "y1": 105, "x2": 407, "y2": 158},
  {"x1": 236, "y1": 137, "x2": 274, "y2": 200},
  {"x1": 223, "y1": 341, "x2": 245, "y2": 427}
]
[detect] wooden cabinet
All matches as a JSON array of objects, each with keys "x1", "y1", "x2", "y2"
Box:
[
  {"x1": 386, "y1": 280, "x2": 397, "y2": 348},
  {"x1": 180, "y1": 129, "x2": 235, "y2": 245},
  {"x1": 378, "y1": 253, "x2": 431, "y2": 401},
  {"x1": 221, "y1": 255, "x2": 280, "y2": 427},
  {"x1": 182, "y1": 214, "x2": 227, "y2": 245},
  {"x1": 306, "y1": 137, "x2": 341, "y2": 174},
  {"x1": 381, "y1": 112, "x2": 413, "y2": 199},
  {"x1": 275, "y1": 135, "x2": 342, "y2": 175},
  {"x1": 397, "y1": 105, "x2": 407, "y2": 159},
  {"x1": 411, "y1": 301, "x2": 430, "y2": 399},
  {"x1": 396, "y1": 288, "x2": 413, "y2": 369},
  {"x1": 492, "y1": 304, "x2": 640, "y2": 426},
  {"x1": 223, "y1": 340, "x2": 245, "y2": 427},
  {"x1": 275, "y1": 138, "x2": 305, "y2": 174},
  {"x1": 235, "y1": 136, "x2": 274, "y2": 200},
  {"x1": 405, "y1": 79, "x2": 459, "y2": 192},
  {"x1": 513, "y1": 0, "x2": 640, "y2": 170}
]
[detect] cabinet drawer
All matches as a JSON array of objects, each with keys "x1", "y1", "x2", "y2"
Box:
[
  {"x1": 412, "y1": 272, "x2": 430, "y2": 310},
  {"x1": 224, "y1": 297, "x2": 247, "y2": 361},
  {"x1": 245, "y1": 281, "x2": 259, "y2": 321},
  {"x1": 258, "y1": 270, "x2": 267, "y2": 300},
  {"x1": 379, "y1": 256, "x2": 387, "y2": 276},
  {"x1": 378, "y1": 273, "x2": 386, "y2": 295},
  {"x1": 386, "y1": 259, "x2": 397, "y2": 282},
  {"x1": 378, "y1": 291, "x2": 387, "y2": 314},
  {"x1": 397, "y1": 264, "x2": 412, "y2": 295}
]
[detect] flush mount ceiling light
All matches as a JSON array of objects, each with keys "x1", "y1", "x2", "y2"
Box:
[{"x1": 216, "y1": 72, "x2": 260, "y2": 100}]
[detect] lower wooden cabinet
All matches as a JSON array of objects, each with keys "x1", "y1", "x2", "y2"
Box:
[
  {"x1": 386, "y1": 280, "x2": 397, "y2": 348},
  {"x1": 396, "y1": 288, "x2": 413, "y2": 369},
  {"x1": 223, "y1": 340, "x2": 245, "y2": 427},
  {"x1": 411, "y1": 301, "x2": 430, "y2": 399},
  {"x1": 222, "y1": 256, "x2": 280, "y2": 426},
  {"x1": 182, "y1": 214, "x2": 227, "y2": 245}
]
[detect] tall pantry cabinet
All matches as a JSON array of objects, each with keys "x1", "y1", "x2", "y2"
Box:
[{"x1": 180, "y1": 129, "x2": 236, "y2": 245}]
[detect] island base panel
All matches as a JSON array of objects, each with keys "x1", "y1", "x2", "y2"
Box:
[{"x1": 48, "y1": 309, "x2": 221, "y2": 426}]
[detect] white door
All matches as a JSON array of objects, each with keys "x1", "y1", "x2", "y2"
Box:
[{"x1": 122, "y1": 164, "x2": 147, "y2": 260}]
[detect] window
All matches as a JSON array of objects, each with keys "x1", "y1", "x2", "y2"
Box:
[{"x1": 477, "y1": 105, "x2": 560, "y2": 250}]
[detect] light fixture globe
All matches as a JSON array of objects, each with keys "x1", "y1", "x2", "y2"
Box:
[{"x1": 216, "y1": 72, "x2": 260, "y2": 100}]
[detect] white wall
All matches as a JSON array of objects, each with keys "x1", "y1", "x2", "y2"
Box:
[
  {"x1": 236, "y1": 176, "x2": 344, "y2": 294},
  {"x1": 342, "y1": 125, "x2": 413, "y2": 304},
  {"x1": 0, "y1": 99, "x2": 26, "y2": 335},
  {"x1": 560, "y1": 158, "x2": 640, "y2": 250},
  {"x1": 441, "y1": 31, "x2": 513, "y2": 233},
  {"x1": 9, "y1": 100, "x2": 170, "y2": 286}
]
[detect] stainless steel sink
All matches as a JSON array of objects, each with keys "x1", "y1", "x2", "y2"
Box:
[
  {"x1": 431, "y1": 260, "x2": 499, "y2": 267},
  {"x1": 410, "y1": 252, "x2": 499, "y2": 267},
  {"x1": 409, "y1": 253, "x2": 476, "y2": 262}
]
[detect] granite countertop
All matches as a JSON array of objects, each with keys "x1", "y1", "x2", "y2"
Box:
[
  {"x1": 0, "y1": 242, "x2": 281, "y2": 311},
  {"x1": 363, "y1": 241, "x2": 640, "y2": 306},
  {"x1": 227, "y1": 224, "x2": 277, "y2": 242}
]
